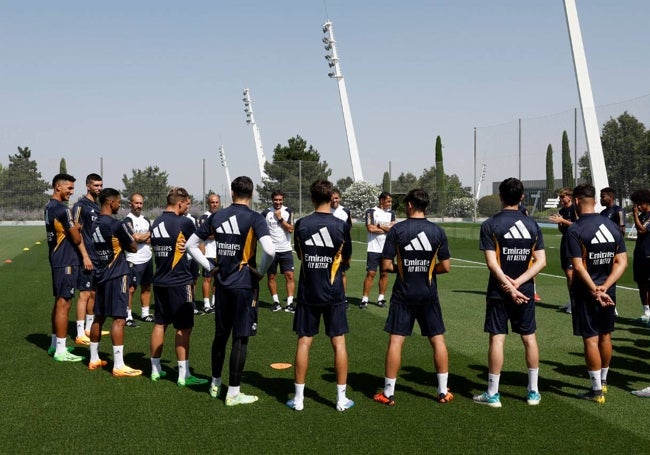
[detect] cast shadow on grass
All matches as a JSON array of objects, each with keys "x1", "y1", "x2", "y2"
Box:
[
  {"x1": 244, "y1": 370, "x2": 300, "y2": 405},
  {"x1": 25, "y1": 332, "x2": 56, "y2": 355}
]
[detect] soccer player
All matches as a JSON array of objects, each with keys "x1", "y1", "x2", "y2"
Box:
[
  {"x1": 286, "y1": 180, "x2": 354, "y2": 412},
  {"x1": 566, "y1": 184, "x2": 627, "y2": 403},
  {"x1": 373, "y1": 188, "x2": 453, "y2": 406},
  {"x1": 261, "y1": 190, "x2": 295, "y2": 313},
  {"x1": 630, "y1": 189, "x2": 650, "y2": 324},
  {"x1": 187, "y1": 176, "x2": 275, "y2": 406},
  {"x1": 473, "y1": 178, "x2": 546, "y2": 408},
  {"x1": 123, "y1": 193, "x2": 153, "y2": 327},
  {"x1": 600, "y1": 187, "x2": 626, "y2": 235},
  {"x1": 149, "y1": 187, "x2": 208, "y2": 387},
  {"x1": 89, "y1": 188, "x2": 141, "y2": 377},
  {"x1": 198, "y1": 193, "x2": 221, "y2": 313},
  {"x1": 71, "y1": 173, "x2": 103, "y2": 345},
  {"x1": 549, "y1": 187, "x2": 577, "y2": 313},
  {"x1": 331, "y1": 187, "x2": 352, "y2": 305},
  {"x1": 360, "y1": 191, "x2": 395, "y2": 309},
  {"x1": 45, "y1": 173, "x2": 85, "y2": 361}
]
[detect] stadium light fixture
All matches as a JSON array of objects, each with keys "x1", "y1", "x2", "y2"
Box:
[
  {"x1": 321, "y1": 20, "x2": 364, "y2": 181},
  {"x1": 242, "y1": 88, "x2": 269, "y2": 180}
]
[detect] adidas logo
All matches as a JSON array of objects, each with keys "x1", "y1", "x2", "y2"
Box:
[
  {"x1": 305, "y1": 227, "x2": 334, "y2": 247},
  {"x1": 591, "y1": 224, "x2": 615, "y2": 244},
  {"x1": 404, "y1": 232, "x2": 433, "y2": 251},
  {"x1": 504, "y1": 220, "x2": 531, "y2": 239},
  {"x1": 92, "y1": 227, "x2": 106, "y2": 243},
  {"x1": 152, "y1": 222, "x2": 171, "y2": 238},
  {"x1": 216, "y1": 215, "x2": 241, "y2": 235}
]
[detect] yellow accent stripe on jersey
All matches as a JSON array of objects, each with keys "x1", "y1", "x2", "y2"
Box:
[
  {"x1": 53, "y1": 218, "x2": 67, "y2": 253},
  {"x1": 172, "y1": 232, "x2": 186, "y2": 269},
  {"x1": 428, "y1": 246, "x2": 439, "y2": 285},
  {"x1": 494, "y1": 235, "x2": 501, "y2": 268},
  {"x1": 239, "y1": 228, "x2": 257, "y2": 270},
  {"x1": 108, "y1": 236, "x2": 123, "y2": 269},
  {"x1": 330, "y1": 243, "x2": 344, "y2": 285}
]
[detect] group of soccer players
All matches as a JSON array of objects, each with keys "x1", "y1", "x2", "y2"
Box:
[{"x1": 45, "y1": 171, "x2": 650, "y2": 410}]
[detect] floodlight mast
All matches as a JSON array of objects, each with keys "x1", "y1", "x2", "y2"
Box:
[
  {"x1": 242, "y1": 88, "x2": 269, "y2": 181},
  {"x1": 564, "y1": 0, "x2": 609, "y2": 200},
  {"x1": 218, "y1": 145, "x2": 232, "y2": 203},
  {"x1": 322, "y1": 20, "x2": 364, "y2": 182}
]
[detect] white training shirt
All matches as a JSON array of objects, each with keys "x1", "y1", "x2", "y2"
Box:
[
  {"x1": 124, "y1": 213, "x2": 153, "y2": 264},
  {"x1": 365, "y1": 206, "x2": 395, "y2": 253},
  {"x1": 262, "y1": 206, "x2": 293, "y2": 253}
]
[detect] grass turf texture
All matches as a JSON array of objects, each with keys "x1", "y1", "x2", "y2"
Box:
[{"x1": 1, "y1": 224, "x2": 649, "y2": 453}]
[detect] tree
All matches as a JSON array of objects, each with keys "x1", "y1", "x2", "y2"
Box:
[
  {"x1": 561, "y1": 130, "x2": 574, "y2": 189},
  {"x1": 478, "y1": 194, "x2": 502, "y2": 216},
  {"x1": 435, "y1": 136, "x2": 447, "y2": 215},
  {"x1": 341, "y1": 180, "x2": 380, "y2": 219},
  {"x1": 257, "y1": 135, "x2": 332, "y2": 215},
  {"x1": 336, "y1": 176, "x2": 353, "y2": 193},
  {"x1": 577, "y1": 152, "x2": 591, "y2": 183},
  {"x1": 391, "y1": 172, "x2": 417, "y2": 194},
  {"x1": 545, "y1": 144, "x2": 554, "y2": 193},
  {"x1": 59, "y1": 157, "x2": 67, "y2": 174},
  {"x1": 0, "y1": 146, "x2": 50, "y2": 210},
  {"x1": 600, "y1": 112, "x2": 649, "y2": 200},
  {"x1": 382, "y1": 171, "x2": 390, "y2": 192},
  {"x1": 121, "y1": 166, "x2": 171, "y2": 209}
]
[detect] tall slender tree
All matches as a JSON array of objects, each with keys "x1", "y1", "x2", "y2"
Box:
[
  {"x1": 561, "y1": 130, "x2": 574, "y2": 189},
  {"x1": 435, "y1": 135, "x2": 447, "y2": 215},
  {"x1": 382, "y1": 171, "x2": 390, "y2": 192},
  {"x1": 545, "y1": 144, "x2": 555, "y2": 194},
  {"x1": 59, "y1": 157, "x2": 67, "y2": 174}
]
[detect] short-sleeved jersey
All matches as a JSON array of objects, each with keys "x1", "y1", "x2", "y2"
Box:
[
  {"x1": 72, "y1": 197, "x2": 100, "y2": 263},
  {"x1": 198, "y1": 211, "x2": 217, "y2": 258},
  {"x1": 600, "y1": 205, "x2": 625, "y2": 231},
  {"x1": 294, "y1": 212, "x2": 351, "y2": 306},
  {"x1": 91, "y1": 215, "x2": 135, "y2": 284},
  {"x1": 382, "y1": 218, "x2": 451, "y2": 306},
  {"x1": 366, "y1": 206, "x2": 396, "y2": 253},
  {"x1": 332, "y1": 205, "x2": 352, "y2": 228},
  {"x1": 151, "y1": 211, "x2": 196, "y2": 287},
  {"x1": 559, "y1": 205, "x2": 577, "y2": 235},
  {"x1": 194, "y1": 203, "x2": 270, "y2": 289},
  {"x1": 45, "y1": 198, "x2": 80, "y2": 268},
  {"x1": 632, "y1": 211, "x2": 650, "y2": 261},
  {"x1": 479, "y1": 210, "x2": 545, "y2": 299},
  {"x1": 261, "y1": 206, "x2": 293, "y2": 253},
  {"x1": 123, "y1": 213, "x2": 153, "y2": 264},
  {"x1": 566, "y1": 213, "x2": 626, "y2": 298}
]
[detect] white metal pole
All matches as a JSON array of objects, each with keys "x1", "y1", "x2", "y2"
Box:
[
  {"x1": 564, "y1": 0, "x2": 609, "y2": 201},
  {"x1": 242, "y1": 88, "x2": 269, "y2": 181},
  {"x1": 219, "y1": 145, "x2": 232, "y2": 204},
  {"x1": 323, "y1": 21, "x2": 364, "y2": 182}
]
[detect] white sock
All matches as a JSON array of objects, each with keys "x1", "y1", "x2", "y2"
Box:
[
  {"x1": 601, "y1": 367, "x2": 609, "y2": 383},
  {"x1": 76, "y1": 320, "x2": 85, "y2": 338},
  {"x1": 203, "y1": 298, "x2": 210, "y2": 308},
  {"x1": 362, "y1": 296, "x2": 369, "y2": 303},
  {"x1": 85, "y1": 314, "x2": 94, "y2": 333},
  {"x1": 211, "y1": 377, "x2": 222, "y2": 388},
  {"x1": 528, "y1": 368, "x2": 539, "y2": 392},
  {"x1": 287, "y1": 296, "x2": 294, "y2": 305},
  {"x1": 141, "y1": 306, "x2": 150, "y2": 317},
  {"x1": 337, "y1": 384, "x2": 348, "y2": 403},
  {"x1": 127, "y1": 309, "x2": 133, "y2": 320},
  {"x1": 90, "y1": 342, "x2": 100, "y2": 363},
  {"x1": 384, "y1": 377, "x2": 396, "y2": 397},
  {"x1": 378, "y1": 294, "x2": 385, "y2": 302},
  {"x1": 227, "y1": 385, "x2": 240, "y2": 398},
  {"x1": 644, "y1": 305, "x2": 650, "y2": 316},
  {"x1": 113, "y1": 345, "x2": 125, "y2": 370},
  {"x1": 151, "y1": 357, "x2": 162, "y2": 376},
  {"x1": 55, "y1": 337, "x2": 67, "y2": 356},
  {"x1": 294, "y1": 383, "x2": 305, "y2": 401},
  {"x1": 437, "y1": 372, "x2": 449, "y2": 395},
  {"x1": 588, "y1": 370, "x2": 602, "y2": 391},
  {"x1": 211, "y1": 295, "x2": 215, "y2": 305},
  {"x1": 178, "y1": 360, "x2": 189, "y2": 381},
  {"x1": 487, "y1": 373, "x2": 500, "y2": 396},
  {"x1": 50, "y1": 334, "x2": 57, "y2": 350},
  {"x1": 272, "y1": 294, "x2": 279, "y2": 304}
]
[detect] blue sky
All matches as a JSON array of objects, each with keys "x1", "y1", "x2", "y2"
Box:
[{"x1": 2, "y1": 1, "x2": 649, "y2": 200}]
